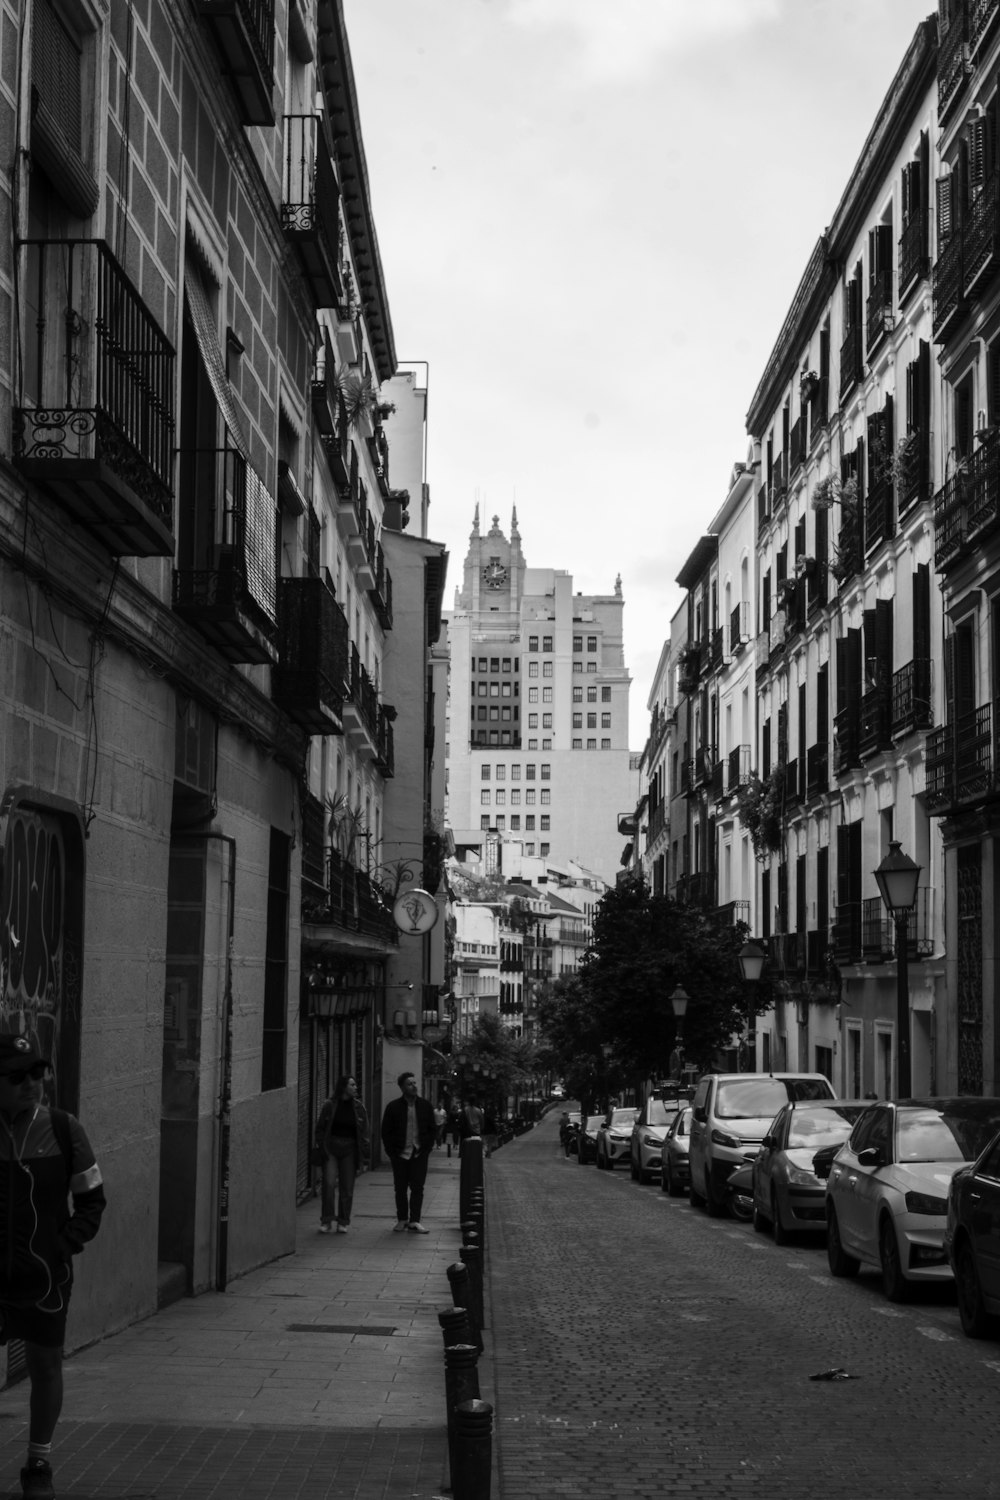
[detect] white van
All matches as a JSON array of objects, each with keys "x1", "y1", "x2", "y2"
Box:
[{"x1": 688, "y1": 1072, "x2": 835, "y2": 1216}]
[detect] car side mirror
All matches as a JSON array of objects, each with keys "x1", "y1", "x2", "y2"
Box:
[
  {"x1": 693, "y1": 1106, "x2": 707, "y2": 1124},
  {"x1": 761, "y1": 1134, "x2": 775, "y2": 1150},
  {"x1": 857, "y1": 1146, "x2": 883, "y2": 1167}
]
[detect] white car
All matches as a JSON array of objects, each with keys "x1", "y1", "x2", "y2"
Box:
[
  {"x1": 595, "y1": 1107, "x2": 639, "y2": 1171},
  {"x1": 826, "y1": 1097, "x2": 1000, "y2": 1302}
]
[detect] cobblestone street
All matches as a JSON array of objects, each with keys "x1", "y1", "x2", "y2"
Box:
[{"x1": 488, "y1": 1110, "x2": 1000, "y2": 1500}]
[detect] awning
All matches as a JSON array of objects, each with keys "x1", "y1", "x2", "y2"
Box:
[{"x1": 183, "y1": 258, "x2": 250, "y2": 460}]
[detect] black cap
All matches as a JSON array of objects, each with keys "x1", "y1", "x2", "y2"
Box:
[{"x1": 0, "y1": 1034, "x2": 50, "y2": 1074}]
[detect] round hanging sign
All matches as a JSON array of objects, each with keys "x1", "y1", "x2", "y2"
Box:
[{"x1": 392, "y1": 888, "x2": 439, "y2": 935}]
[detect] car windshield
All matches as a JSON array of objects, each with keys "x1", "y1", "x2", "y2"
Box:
[
  {"x1": 609, "y1": 1109, "x2": 637, "y2": 1128},
  {"x1": 586, "y1": 1116, "x2": 604, "y2": 1132},
  {"x1": 646, "y1": 1100, "x2": 676, "y2": 1126},
  {"x1": 716, "y1": 1077, "x2": 830, "y2": 1120},
  {"x1": 896, "y1": 1105, "x2": 1000, "y2": 1163},
  {"x1": 786, "y1": 1105, "x2": 864, "y2": 1150}
]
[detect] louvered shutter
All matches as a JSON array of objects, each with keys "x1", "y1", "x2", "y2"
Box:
[
  {"x1": 970, "y1": 117, "x2": 986, "y2": 193},
  {"x1": 990, "y1": 339, "x2": 1000, "y2": 426},
  {"x1": 876, "y1": 598, "x2": 894, "y2": 686},
  {"x1": 835, "y1": 635, "x2": 848, "y2": 715},
  {"x1": 32, "y1": 0, "x2": 82, "y2": 154},
  {"x1": 937, "y1": 175, "x2": 953, "y2": 242},
  {"x1": 957, "y1": 380, "x2": 974, "y2": 457},
  {"x1": 868, "y1": 227, "x2": 877, "y2": 287}
]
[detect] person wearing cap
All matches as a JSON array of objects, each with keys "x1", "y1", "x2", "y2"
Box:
[{"x1": 0, "y1": 1034, "x2": 106, "y2": 1500}]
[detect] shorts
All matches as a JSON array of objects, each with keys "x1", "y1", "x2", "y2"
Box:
[{"x1": 0, "y1": 1300, "x2": 69, "y2": 1349}]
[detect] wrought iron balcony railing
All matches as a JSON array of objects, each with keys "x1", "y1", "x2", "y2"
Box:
[
  {"x1": 932, "y1": 231, "x2": 965, "y2": 340},
  {"x1": 865, "y1": 268, "x2": 893, "y2": 353},
  {"x1": 369, "y1": 426, "x2": 391, "y2": 498},
  {"x1": 195, "y1": 0, "x2": 275, "y2": 126},
  {"x1": 833, "y1": 706, "x2": 861, "y2": 773},
  {"x1": 300, "y1": 846, "x2": 396, "y2": 943},
  {"x1": 859, "y1": 680, "x2": 893, "y2": 757},
  {"x1": 897, "y1": 428, "x2": 931, "y2": 514},
  {"x1": 14, "y1": 239, "x2": 175, "y2": 556},
  {"x1": 963, "y1": 171, "x2": 1000, "y2": 296},
  {"x1": 726, "y1": 744, "x2": 752, "y2": 795},
  {"x1": 809, "y1": 377, "x2": 829, "y2": 443},
  {"x1": 971, "y1": 0, "x2": 999, "y2": 51},
  {"x1": 891, "y1": 658, "x2": 932, "y2": 735},
  {"x1": 864, "y1": 474, "x2": 893, "y2": 551},
  {"x1": 839, "y1": 322, "x2": 864, "y2": 399},
  {"x1": 714, "y1": 899, "x2": 750, "y2": 931},
  {"x1": 863, "y1": 889, "x2": 935, "y2": 961},
  {"x1": 730, "y1": 600, "x2": 750, "y2": 655},
  {"x1": 805, "y1": 743, "x2": 828, "y2": 799},
  {"x1": 925, "y1": 701, "x2": 996, "y2": 815},
  {"x1": 281, "y1": 114, "x2": 341, "y2": 307},
  {"x1": 966, "y1": 425, "x2": 1000, "y2": 546},
  {"x1": 370, "y1": 541, "x2": 394, "y2": 631},
  {"x1": 938, "y1": 0, "x2": 971, "y2": 122},
  {"x1": 275, "y1": 574, "x2": 349, "y2": 734},
  {"x1": 646, "y1": 799, "x2": 668, "y2": 845},
  {"x1": 933, "y1": 468, "x2": 967, "y2": 567},
  {"x1": 899, "y1": 208, "x2": 928, "y2": 299},
  {"x1": 833, "y1": 900, "x2": 863, "y2": 965},
  {"x1": 172, "y1": 443, "x2": 277, "y2": 663}
]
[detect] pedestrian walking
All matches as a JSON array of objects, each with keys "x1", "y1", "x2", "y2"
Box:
[
  {"x1": 314, "y1": 1076, "x2": 370, "y2": 1234},
  {"x1": 459, "y1": 1095, "x2": 485, "y2": 1158},
  {"x1": 0, "y1": 1034, "x2": 106, "y2": 1500},
  {"x1": 446, "y1": 1102, "x2": 462, "y2": 1158},
  {"x1": 433, "y1": 1102, "x2": 447, "y2": 1149},
  {"x1": 380, "y1": 1072, "x2": 436, "y2": 1233}
]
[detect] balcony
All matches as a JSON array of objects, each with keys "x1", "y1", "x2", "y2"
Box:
[
  {"x1": 809, "y1": 377, "x2": 829, "y2": 443},
  {"x1": 369, "y1": 541, "x2": 393, "y2": 631},
  {"x1": 933, "y1": 468, "x2": 967, "y2": 568},
  {"x1": 301, "y1": 845, "x2": 396, "y2": 945},
  {"x1": 195, "y1": 0, "x2": 275, "y2": 126},
  {"x1": 865, "y1": 268, "x2": 893, "y2": 354},
  {"x1": 714, "y1": 900, "x2": 750, "y2": 932},
  {"x1": 768, "y1": 932, "x2": 805, "y2": 977},
  {"x1": 862, "y1": 890, "x2": 935, "y2": 961},
  {"x1": 964, "y1": 173, "x2": 1000, "y2": 297},
  {"x1": 833, "y1": 707, "x2": 860, "y2": 773},
  {"x1": 368, "y1": 425, "x2": 391, "y2": 499},
  {"x1": 375, "y1": 707, "x2": 395, "y2": 779},
  {"x1": 859, "y1": 680, "x2": 893, "y2": 757},
  {"x1": 839, "y1": 322, "x2": 864, "y2": 399},
  {"x1": 899, "y1": 208, "x2": 928, "y2": 300},
  {"x1": 646, "y1": 799, "x2": 668, "y2": 845},
  {"x1": 864, "y1": 471, "x2": 893, "y2": 551},
  {"x1": 784, "y1": 757, "x2": 801, "y2": 810},
  {"x1": 769, "y1": 606, "x2": 787, "y2": 656},
  {"x1": 933, "y1": 232, "x2": 966, "y2": 342},
  {"x1": 772, "y1": 455, "x2": 787, "y2": 506},
  {"x1": 972, "y1": 0, "x2": 1000, "y2": 51},
  {"x1": 687, "y1": 871, "x2": 714, "y2": 908},
  {"x1": 726, "y1": 744, "x2": 751, "y2": 795},
  {"x1": 274, "y1": 575, "x2": 349, "y2": 734},
  {"x1": 710, "y1": 758, "x2": 724, "y2": 802},
  {"x1": 926, "y1": 702, "x2": 996, "y2": 815},
  {"x1": 833, "y1": 901, "x2": 863, "y2": 965},
  {"x1": 693, "y1": 745, "x2": 716, "y2": 788},
  {"x1": 938, "y1": 0, "x2": 970, "y2": 123},
  {"x1": 172, "y1": 445, "x2": 277, "y2": 664},
  {"x1": 891, "y1": 659, "x2": 932, "y2": 736},
  {"x1": 730, "y1": 600, "x2": 750, "y2": 655},
  {"x1": 897, "y1": 428, "x2": 930, "y2": 515},
  {"x1": 710, "y1": 626, "x2": 724, "y2": 670},
  {"x1": 342, "y1": 644, "x2": 394, "y2": 771},
  {"x1": 790, "y1": 414, "x2": 806, "y2": 475},
  {"x1": 806, "y1": 743, "x2": 828, "y2": 799},
  {"x1": 281, "y1": 114, "x2": 341, "y2": 307},
  {"x1": 966, "y1": 426, "x2": 1000, "y2": 547},
  {"x1": 14, "y1": 239, "x2": 174, "y2": 556}
]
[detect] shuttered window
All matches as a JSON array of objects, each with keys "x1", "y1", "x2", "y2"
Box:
[
  {"x1": 33, "y1": 0, "x2": 82, "y2": 155},
  {"x1": 937, "y1": 175, "x2": 953, "y2": 242}
]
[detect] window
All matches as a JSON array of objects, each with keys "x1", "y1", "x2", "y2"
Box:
[
  {"x1": 541, "y1": 789, "x2": 550, "y2": 804},
  {"x1": 573, "y1": 635, "x2": 582, "y2": 651},
  {"x1": 573, "y1": 686, "x2": 582, "y2": 702},
  {"x1": 602, "y1": 738, "x2": 611, "y2": 749},
  {"x1": 587, "y1": 713, "x2": 596, "y2": 728},
  {"x1": 527, "y1": 764, "x2": 536, "y2": 779},
  {"x1": 587, "y1": 686, "x2": 597, "y2": 702},
  {"x1": 501, "y1": 682, "x2": 511, "y2": 697},
  {"x1": 489, "y1": 706, "x2": 499, "y2": 720},
  {"x1": 587, "y1": 662, "x2": 597, "y2": 673},
  {"x1": 481, "y1": 815, "x2": 490, "y2": 830},
  {"x1": 542, "y1": 714, "x2": 552, "y2": 728},
  {"x1": 495, "y1": 790, "x2": 505, "y2": 806},
  {"x1": 573, "y1": 662, "x2": 582, "y2": 674},
  {"x1": 528, "y1": 739, "x2": 537, "y2": 749},
  {"x1": 540, "y1": 843, "x2": 550, "y2": 857},
  {"x1": 540, "y1": 815, "x2": 550, "y2": 831},
  {"x1": 573, "y1": 713, "x2": 582, "y2": 728},
  {"x1": 526, "y1": 816, "x2": 535, "y2": 830},
  {"x1": 489, "y1": 682, "x2": 499, "y2": 697},
  {"x1": 528, "y1": 635, "x2": 538, "y2": 651},
  {"x1": 495, "y1": 765, "x2": 505, "y2": 781},
  {"x1": 528, "y1": 687, "x2": 538, "y2": 702},
  {"x1": 528, "y1": 714, "x2": 538, "y2": 728},
  {"x1": 481, "y1": 790, "x2": 490, "y2": 805},
  {"x1": 526, "y1": 789, "x2": 536, "y2": 805},
  {"x1": 496, "y1": 816, "x2": 505, "y2": 831},
  {"x1": 511, "y1": 764, "x2": 521, "y2": 779},
  {"x1": 29, "y1": 0, "x2": 101, "y2": 218},
  {"x1": 511, "y1": 815, "x2": 520, "y2": 830},
  {"x1": 482, "y1": 765, "x2": 491, "y2": 780},
  {"x1": 543, "y1": 635, "x2": 553, "y2": 650},
  {"x1": 542, "y1": 738, "x2": 551, "y2": 749},
  {"x1": 572, "y1": 737, "x2": 582, "y2": 748},
  {"x1": 602, "y1": 686, "x2": 611, "y2": 702},
  {"x1": 587, "y1": 738, "x2": 596, "y2": 749},
  {"x1": 587, "y1": 636, "x2": 597, "y2": 651},
  {"x1": 477, "y1": 706, "x2": 487, "y2": 721},
  {"x1": 541, "y1": 764, "x2": 550, "y2": 779},
  {"x1": 478, "y1": 657, "x2": 487, "y2": 671},
  {"x1": 511, "y1": 789, "x2": 520, "y2": 805},
  {"x1": 525, "y1": 843, "x2": 535, "y2": 855},
  {"x1": 601, "y1": 713, "x2": 611, "y2": 728},
  {"x1": 542, "y1": 661, "x2": 553, "y2": 677},
  {"x1": 528, "y1": 662, "x2": 538, "y2": 678},
  {"x1": 542, "y1": 687, "x2": 552, "y2": 703},
  {"x1": 490, "y1": 657, "x2": 499, "y2": 672}
]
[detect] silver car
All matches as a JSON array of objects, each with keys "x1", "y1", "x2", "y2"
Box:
[
  {"x1": 660, "y1": 1107, "x2": 694, "y2": 1196},
  {"x1": 595, "y1": 1107, "x2": 638, "y2": 1171},
  {"x1": 752, "y1": 1100, "x2": 864, "y2": 1243}
]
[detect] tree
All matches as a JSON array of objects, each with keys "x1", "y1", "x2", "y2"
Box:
[{"x1": 453, "y1": 1012, "x2": 537, "y2": 1111}]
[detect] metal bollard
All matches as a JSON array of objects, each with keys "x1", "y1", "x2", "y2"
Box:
[
  {"x1": 446, "y1": 1261, "x2": 480, "y2": 1351},
  {"x1": 452, "y1": 1398, "x2": 493, "y2": 1500},
  {"x1": 459, "y1": 1243, "x2": 484, "y2": 1342},
  {"x1": 459, "y1": 1136, "x2": 484, "y2": 1221},
  {"x1": 443, "y1": 1344, "x2": 481, "y2": 1491},
  {"x1": 468, "y1": 1193, "x2": 485, "y2": 1253},
  {"x1": 438, "y1": 1305, "x2": 473, "y2": 1349}
]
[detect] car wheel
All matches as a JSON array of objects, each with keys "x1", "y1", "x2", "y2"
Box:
[
  {"x1": 661, "y1": 1160, "x2": 671, "y2": 1193},
  {"x1": 879, "y1": 1216, "x2": 910, "y2": 1303},
  {"x1": 955, "y1": 1241, "x2": 994, "y2": 1339},
  {"x1": 826, "y1": 1206, "x2": 860, "y2": 1278},
  {"x1": 771, "y1": 1189, "x2": 790, "y2": 1246},
  {"x1": 630, "y1": 1154, "x2": 639, "y2": 1182}
]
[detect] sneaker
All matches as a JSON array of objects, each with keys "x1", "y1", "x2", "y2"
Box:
[
  {"x1": 21, "y1": 1459, "x2": 55, "y2": 1500},
  {"x1": 336, "y1": 1224, "x2": 348, "y2": 1234},
  {"x1": 407, "y1": 1221, "x2": 429, "y2": 1234},
  {"x1": 318, "y1": 1223, "x2": 333, "y2": 1235},
  {"x1": 393, "y1": 1219, "x2": 408, "y2": 1233}
]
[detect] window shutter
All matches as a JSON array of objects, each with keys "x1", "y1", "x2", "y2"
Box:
[
  {"x1": 877, "y1": 222, "x2": 893, "y2": 278},
  {"x1": 913, "y1": 563, "x2": 930, "y2": 662},
  {"x1": 817, "y1": 662, "x2": 830, "y2": 744},
  {"x1": 937, "y1": 175, "x2": 953, "y2": 242},
  {"x1": 902, "y1": 161, "x2": 912, "y2": 222},
  {"x1": 32, "y1": 0, "x2": 82, "y2": 155},
  {"x1": 868, "y1": 227, "x2": 877, "y2": 287},
  {"x1": 875, "y1": 598, "x2": 894, "y2": 682},
  {"x1": 835, "y1": 635, "x2": 848, "y2": 715},
  {"x1": 957, "y1": 380, "x2": 974, "y2": 457},
  {"x1": 970, "y1": 117, "x2": 986, "y2": 192},
  {"x1": 990, "y1": 339, "x2": 1000, "y2": 426}
]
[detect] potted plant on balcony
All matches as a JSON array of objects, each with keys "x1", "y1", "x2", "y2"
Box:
[
  {"x1": 735, "y1": 766, "x2": 785, "y2": 860},
  {"x1": 336, "y1": 369, "x2": 378, "y2": 432}
]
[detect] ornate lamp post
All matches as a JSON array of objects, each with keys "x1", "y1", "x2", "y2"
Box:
[
  {"x1": 873, "y1": 841, "x2": 922, "y2": 1099},
  {"x1": 737, "y1": 941, "x2": 766, "y2": 1071},
  {"x1": 669, "y1": 986, "x2": 690, "y2": 1080}
]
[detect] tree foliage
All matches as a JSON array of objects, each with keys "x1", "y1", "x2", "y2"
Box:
[{"x1": 453, "y1": 1012, "x2": 537, "y2": 1105}]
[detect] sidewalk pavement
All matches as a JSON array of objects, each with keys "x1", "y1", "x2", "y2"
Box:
[{"x1": 0, "y1": 1147, "x2": 492, "y2": 1500}]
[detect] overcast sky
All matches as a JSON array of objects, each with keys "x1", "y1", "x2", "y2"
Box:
[{"x1": 344, "y1": 0, "x2": 935, "y2": 746}]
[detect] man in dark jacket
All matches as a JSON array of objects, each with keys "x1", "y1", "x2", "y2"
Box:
[
  {"x1": 380, "y1": 1072, "x2": 437, "y2": 1233},
  {"x1": 0, "y1": 1034, "x2": 106, "y2": 1500}
]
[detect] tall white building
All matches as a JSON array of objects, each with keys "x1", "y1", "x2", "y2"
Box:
[{"x1": 445, "y1": 510, "x2": 638, "y2": 885}]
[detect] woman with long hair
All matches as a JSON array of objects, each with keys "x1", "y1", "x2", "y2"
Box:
[{"x1": 314, "y1": 1075, "x2": 370, "y2": 1234}]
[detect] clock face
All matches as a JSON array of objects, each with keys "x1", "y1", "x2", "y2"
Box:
[{"x1": 483, "y1": 560, "x2": 508, "y2": 589}]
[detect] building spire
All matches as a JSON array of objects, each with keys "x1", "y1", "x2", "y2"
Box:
[
  {"x1": 471, "y1": 503, "x2": 480, "y2": 538},
  {"x1": 511, "y1": 505, "x2": 520, "y2": 541}
]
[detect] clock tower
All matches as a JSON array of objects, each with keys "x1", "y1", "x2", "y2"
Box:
[{"x1": 457, "y1": 505, "x2": 524, "y2": 614}]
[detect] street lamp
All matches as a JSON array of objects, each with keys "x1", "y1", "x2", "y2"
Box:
[
  {"x1": 669, "y1": 986, "x2": 689, "y2": 1081},
  {"x1": 873, "y1": 840, "x2": 922, "y2": 1099},
  {"x1": 737, "y1": 941, "x2": 766, "y2": 1071}
]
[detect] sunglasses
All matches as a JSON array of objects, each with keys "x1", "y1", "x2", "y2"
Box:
[{"x1": 0, "y1": 1064, "x2": 48, "y2": 1086}]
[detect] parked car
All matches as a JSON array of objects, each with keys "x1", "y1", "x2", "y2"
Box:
[
  {"x1": 630, "y1": 1094, "x2": 687, "y2": 1182},
  {"x1": 596, "y1": 1106, "x2": 639, "y2": 1170},
  {"x1": 688, "y1": 1072, "x2": 836, "y2": 1216},
  {"x1": 577, "y1": 1114, "x2": 605, "y2": 1165},
  {"x1": 752, "y1": 1100, "x2": 865, "y2": 1244},
  {"x1": 660, "y1": 1106, "x2": 693, "y2": 1196},
  {"x1": 826, "y1": 1097, "x2": 1000, "y2": 1303},
  {"x1": 945, "y1": 1126, "x2": 1000, "y2": 1338}
]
